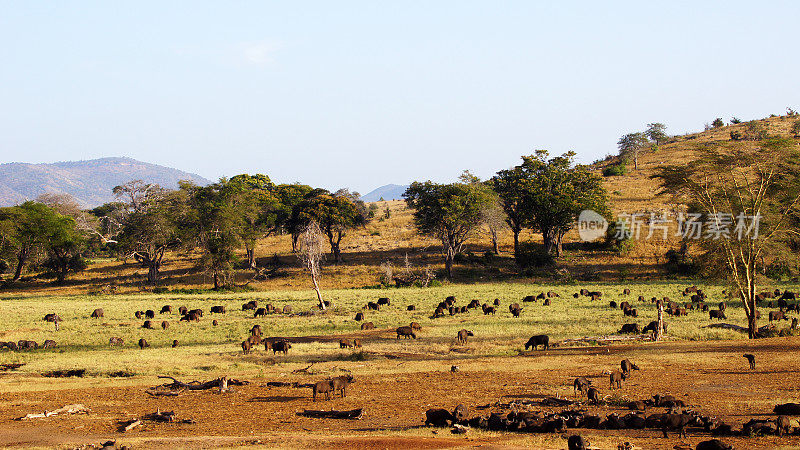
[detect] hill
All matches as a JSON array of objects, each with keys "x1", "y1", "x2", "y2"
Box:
[
  {"x1": 361, "y1": 184, "x2": 409, "y2": 202},
  {"x1": 0, "y1": 157, "x2": 212, "y2": 207}
]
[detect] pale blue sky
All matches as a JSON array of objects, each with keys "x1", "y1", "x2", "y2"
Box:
[{"x1": 1, "y1": 2, "x2": 798, "y2": 194}]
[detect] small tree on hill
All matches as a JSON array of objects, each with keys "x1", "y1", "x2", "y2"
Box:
[
  {"x1": 617, "y1": 132, "x2": 649, "y2": 170},
  {"x1": 645, "y1": 123, "x2": 668, "y2": 145},
  {"x1": 298, "y1": 220, "x2": 326, "y2": 310}
]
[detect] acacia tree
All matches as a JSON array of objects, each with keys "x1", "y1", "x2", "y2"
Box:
[
  {"x1": 112, "y1": 181, "x2": 178, "y2": 284},
  {"x1": 403, "y1": 180, "x2": 493, "y2": 278},
  {"x1": 523, "y1": 151, "x2": 609, "y2": 256},
  {"x1": 0, "y1": 202, "x2": 53, "y2": 280},
  {"x1": 292, "y1": 189, "x2": 366, "y2": 263},
  {"x1": 491, "y1": 165, "x2": 531, "y2": 258},
  {"x1": 645, "y1": 123, "x2": 668, "y2": 145},
  {"x1": 617, "y1": 132, "x2": 649, "y2": 170},
  {"x1": 653, "y1": 138, "x2": 800, "y2": 338},
  {"x1": 275, "y1": 183, "x2": 314, "y2": 251},
  {"x1": 40, "y1": 213, "x2": 86, "y2": 284},
  {"x1": 225, "y1": 174, "x2": 281, "y2": 269}
]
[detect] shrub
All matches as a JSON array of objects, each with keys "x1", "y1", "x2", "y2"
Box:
[
  {"x1": 602, "y1": 164, "x2": 627, "y2": 177},
  {"x1": 515, "y1": 242, "x2": 554, "y2": 268},
  {"x1": 765, "y1": 261, "x2": 792, "y2": 280},
  {"x1": 604, "y1": 220, "x2": 635, "y2": 256},
  {"x1": 712, "y1": 118, "x2": 725, "y2": 128},
  {"x1": 730, "y1": 117, "x2": 742, "y2": 124},
  {"x1": 663, "y1": 249, "x2": 699, "y2": 276},
  {"x1": 744, "y1": 121, "x2": 768, "y2": 140},
  {"x1": 791, "y1": 119, "x2": 800, "y2": 137}
]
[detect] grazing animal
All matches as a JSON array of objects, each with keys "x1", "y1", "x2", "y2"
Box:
[
  {"x1": 332, "y1": 374, "x2": 354, "y2": 398},
  {"x1": 609, "y1": 301, "x2": 617, "y2": 308},
  {"x1": 354, "y1": 312, "x2": 364, "y2": 321},
  {"x1": 621, "y1": 358, "x2": 639, "y2": 375},
  {"x1": 493, "y1": 298, "x2": 500, "y2": 306},
  {"x1": 172, "y1": 339, "x2": 178, "y2": 348},
  {"x1": 178, "y1": 306, "x2": 188, "y2": 315},
  {"x1": 282, "y1": 305, "x2": 293, "y2": 314},
  {"x1": 456, "y1": 329, "x2": 473, "y2": 344},
  {"x1": 188, "y1": 309, "x2": 203, "y2": 317},
  {"x1": 623, "y1": 288, "x2": 631, "y2": 295},
  {"x1": 609, "y1": 370, "x2": 626, "y2": 389},
  {"x1": 42, "y1": 339, "x2": 56, "y2": 349},
  {"x1": 524, "y1": 334, "x2": 549, "y2": 351},
  {"x1": 109, "y1": 337, "x2": 124, "y2": 347},
  {"x1": 145, "y1": 310, "x2": 155, "y2": 319},
  {"x1": 160, "y1": 305, "x2": 172, "y2": 314},
  {"x1": 138, "y1": 338, "x2": 149, "y2": 349},
  {"x1": 587, "y1": 387, "x2": 600, "y2": 405},
  {"x1": 777, "y1": 415, "x2": 792, "y2": 436},
  {"x1": 543, "y1": 298, "x2": 551, "y2": 306},
  {"x1": 161, "y1": 321, "x2": 169, "y2": 330},
  {"x1": 522, "y1": 295, "x2": 536, "y2": 302},
  {"x1": 396, "y1": 326, "x2": 416, "y2": 339},
  {"x1": 361, "y1": 322, "x2": 375, "y2": 330},
  {"x1": 718, "y1": 301, "x2": 727, "y2": 312},
  {"x1": 567, "y1": 435, "x2": 589, "y2": 450},
  {"x1": 339, "y1": 339, "x2": 352, "y2": 349},
  {"x1": 212, "y1": 319, "x2": 218, "y2": 326},
  {"x1": 180, "y1": 312, "x2": 200, "y2": 322},
  {"x1": 247, "y1": 334, "x2": 262, "y2": 346},
  {"x1": 708, "y1": 309, "x2": 726, "y2": 320},
  {"x1": 135, "y1": 311, "x2": 144, "y2": 319},
  {"x1": 410, "y1": 322, "x2": 421, "y2": 330},
  {"x1": 407, "y1": 305, "x2": 415, "y2": 311},
  {"x1": 573, "y1": 377, "x2": 590, "y2": 396},
  {"x1": 482, "y1": 305, "x2": 496, "y2": 315},
  {"x1": 251, "y1": 325, "x2": 263, "y2": 336},
  {"x1": 142, "y1": 320, "x2": 154, "y2": 329},
  {"x1": 313, "y1": 379, "x2": 334, "y2": 401},
  {"x1": 241, "y1": 340, "x2": 252, "y2": 354},
  {"x1": 272, "y1": 340, "x2": 291, "y2": 355},
  {"x1": 424, "y1": 408, "x2": 455, "y2": 427},
  {"x1": 263, "y1": 341, "x2": 272, "y2": 351},
  {"x1": 254, "y1": 308, "x2": 267, "y2": 318},
  {"x1": 353, "y1": 338, "x2": 361, "y2": 348},
  {"x1": 377, "y1": 297, "x2": 390, "y2": 306},
  {"x1": 509, "y1": 303, "x2": 522, "y2": 317},
  {"x1": 547, "y1": 291, "x2": 559, "y2": 298},
  {"x1": 743, "y1": 353, "x2": 756, "y2": 370},
  {"x1": 241, "y1": 301, "x2": 257, "y2": 311},
  {"x1": 619, "y1": 323, "x2": 640, "y2": 334},
  {"x1": 210, "y1": 305, "x2": 226, "y2": 314},
  {"x1": 769, "y1": 310, "x2": 787, "y2": 322},
  {"x1": 91, "y1": 308, "x2": 104, "y2": 318},
  {"x1": 367, "y1": 301, "x2": 380, "y2": 310},
  {"x1": 662, "y1": 414, "x2": 692, "y2": 438}
]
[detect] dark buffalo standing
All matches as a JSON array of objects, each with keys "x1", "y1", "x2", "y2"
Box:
[
  {"x1": 242, "y1": 301, "x2": 257, "y2": 311},
  {"x1": 587, "y1": 387, "x2": 600, "y2": 405},
  {"x1": 524, "y1": 334, "x2": 549, "y2": 351},
  {"x1": 282, "y1": 305, "x2": 293, "y2": 314},
  {"x1": 313, "y1": 379, "x2": 334, "y2": 401},
  {"x1": 160, "y1": 305, "x2": 172, "y2": 314},
  {"x1": 161, "y1": 321, "x2": 169, "y2": 330},
  {"x1": 251, "y1": 324, "x2": 263, "y2": 336},
  {"x1": 407, "y1": 305, "x2": 415, "y2": 311},
  {"x1": 332, "y1": 374, "x2": 354, "y2": 398},
  {"x1": 178, "y1": 306, "x2": 188, "y2": 315},
  {"x1": 493, "y1": 298, "x2": 500, "y2": 306},
  {"x1": 482, "y1": 305, "x2": 496, "y2": 315},
  {"x1": 619, "y1": 323, "x2": 640, "y2": 334},
  {"x1": 396, "y1": 326, "x2": 416, "y2": 339},
  {"x1": 509, "y1": 303, "x2": 522, "y2": 317},
  {"x1": 172, "y1": 339, "x2": 179, "y2": 348},
  {"x1": 210, "y1": 305, "x2": 226, "y2": 314},
  {"x1": 272, "y1": 340, "x2": 291, "y2": 355},
  {"x1": 145, "y1": 310, "x2": 155, "y2": 319},
  {"x1": 522, "y1": 295, "x2": 536, "y2": 302},
  {"x1": 377, "y1": 297, "x2": 390, "y2": 306},
  {"x1": 254, "y1": 308, "x2": 267, "y2": 318},
  {"x1": 91, "y1": 308, "x2": 104, "y2": 318},
  {"x1": 134, "y1": 311, "x2": 144, "y2": 319},
  {"x1": 621, "y1": 358, "x2": 639, "y2": 375},
  {"x1": 109, "y1": 337, "x2": 124, "y2": 347},
  {"x1": 662, "y1": 414, "x2": 692, "y2": 438},
  {"x1": 574, "y1": 377, "x2": 590, "y2": 396},
  {"x1": 241, "y1": 340, "x2": 252, "y2": 354},
  {"x1": 709, "y1": 309, "x2": 726, "y2": 320},
  {"x1": 367, "y1": 302, "x2": 380, "y2": 310},
  {"x1": 354, "y1": 312, "x2": 364, "y2": 321},
  {"x1": 623, "y1": 288, "x2": 631, "y2": 295},
  {"x1": 339, "y1": 339, "x2": 352, "y2": 349},
  {"x1": 610, "y1": 370, "x2": 626, "y2": 389},
  {"x1": 353, "y1": 338, "x2": 361, "y2": 348},
  {"x1": 456, "y1": 329, "x2": 473, "y2": 344},
  {"x1": 142, "y1": 320, "x2": 154, "y2": 329},
  {"x1": 743, "y1": 354, "x2": 756, "y2": 370},
  {"x1": 424, "y1": 408, "x2": 455, "y2": 427},
  {"x1": 361, "y1": 322, "x2": 375, "y2": 330},
  {"x1": 138, "y1": 338, "x2": 149, "y2": 349},
  {"x1": 42, "y1": 339, "x2": 56, "y2": 349},
  {"x1": 410, "y1": 322, "x2": 421, "y2": 330}
]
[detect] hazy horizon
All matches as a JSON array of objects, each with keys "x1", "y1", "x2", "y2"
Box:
[{"x1": 2, "y1": 1, "x2": 799, "y2": 193}]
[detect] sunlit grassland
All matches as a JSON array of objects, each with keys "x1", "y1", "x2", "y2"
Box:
[{"x1": 0, "y1": 280, "x2": 796, "y2": 386}]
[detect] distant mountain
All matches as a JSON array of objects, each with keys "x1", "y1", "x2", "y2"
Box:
[
  {"x1": 0, "y1": 157, "x2": 212, "y2": 208},
  {"x1": 361, "y1": 184, "x2": 409, "y2": 202}
]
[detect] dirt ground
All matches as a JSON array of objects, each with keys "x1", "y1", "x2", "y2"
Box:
[{"x1": 2, "y1": 337, "x2": 800, "y2": 449}]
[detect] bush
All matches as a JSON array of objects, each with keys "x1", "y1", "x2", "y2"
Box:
[
  {"x1": 604, "y1": 220, "x2": 635, "y2": 256},
  {"x1": 765, "y1": 262, "x2": 792, "y2": 280},
  {"x1": 663, "y1": 249, "x2": 699, "y2": 276},
  {"x1": 515, "y1": 242, "x2": 554, "y2": 268},
  {"x1": 602, "y1": 164, "x2": 627, "y2": 177},
  {"x1": 730, "y1": 117, "x2": 742, "y2": 124},
  {"x1": 712, "y1": 118, "x2": 725, "y2": 128},
  {"x1": 791, "y1": 119, "x2": 800, "y2": 137}
]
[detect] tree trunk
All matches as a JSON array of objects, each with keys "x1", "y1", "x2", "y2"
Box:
[
  {"x1": 543, "y1": 229, "x2": 553, "y2": 255},
  {"x1": 555, "y1": 232, "x2": 564, "y2": 257},
  {"x1": 246, "y1": 248, "x2": 256, "y2": 269},
  {"x1": 291, "y1": 233, "x2": 299, "y2": 252},
  {"x1": 12, "y1": 251, "x2": 26, "y2": 281},
  {"x1": 656, "y1": 300, "x2": 664, "y2": 341},
  {"x1": 444, "y1": 247, "x2": 454, "y2": 279},
  {"x1": 147, "y1": 261, "x2": 160, "y2": 284},
  {"x1": 213, "y1": 272, "x2": 220, "y2": 290},
  {"x1": 512, "y1": 227, "x2": 520, "y2": 258},
  {"x1": 311, "y1": 270, "x2": 325, "y2": 310},
  {"x1": 490, "y1": 226, "x2": 500, "y2": 255}
]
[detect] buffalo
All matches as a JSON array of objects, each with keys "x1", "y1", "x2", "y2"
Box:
[
  {"x1": 145, "y1": 310, "x2": 155, "y2": 319},
  {"x1": 709, "y1": 309, "x2": 726, "y2": 320},
  {"x1": 178, "y1": 306, "x2": 188, "y2": 315},
  {"x1": 662, "y1": 414, "x2": 692, "y2": 438},
  {"x1": 367, "y1": 302, "x2": 380, "y2": 310},
  {"x1": 407, "y1": 305, "x2": 415, "y2": 311},
  {"x1": 621, "y1": 358, "x2": 639, "y2": 375},
  {"x1": 339, "y1": 339, "x2": 352, "y2": 349},
  {"x1": 377, "y1": 297, "x2": 390, "y2": 306},
  {"x1": 161, "y1": 321, "x2": 169, "y2": 330},
  {"x1": 332, "y1": 374, "x2": 354, "y2": 398},
  {"x1": 313, "y1": 379, "x2": 334, "y2": 401},
  {"x1": 743, "y1": 353, "x2": 756, "y2": 370},
  {"x1": 424, "y1": 408, "x2": 455, "y2": 427},
  {"x1": 574, "y1": 377, "x2": 590, "y2": 396},
  {"x1": 456, "y1": 329, "x2": 473, "y2": 344},
  {"x1": 42, "y1": 339, "x2": 56, "y2": 349},
  {"x1": 109, "y1": 337, "x2": 124, "y2": 347},
  {"x1": 138, "y1": 338, "x2": 149, "y2": 349},
  {"x1": 91, "y1": 308, "x2": 104, "y2": 318},
  {"x1": 524, "y1": 334, "x2": 549, "y2": 351},
  {"x1": 272, "y1": 340, "x2": 291, "y2": 355},
  {"x1": 241, "y1": 340, "x2": 252, "y2": 354},
  {"x1": 610, "y1": 370, "x2": 626, "y2": 389},
  {"x1": 254, "y1": 308, "x2": 267, "y2": 318},
  {"x1": 410, "y1": 322, "x2": 421, "y2": 330},
  {"x1": 210, "y1": 305, "x2": 226, "y2": 314},
  {"x1": 354, "y1": 312, "x2": 365, "y2": 321},
  {"x1": 619, "y1": 323, "x2": 640, "y2": 334},
  {"x1": 396, "y1": 326, "x2": 416, "y2": 339},
  {"x1": 160, "y1": 305, "x2": 172, "y2": 314},
  {"x1": 361, "y1": 322, "x2": 375, "y2": 330}
]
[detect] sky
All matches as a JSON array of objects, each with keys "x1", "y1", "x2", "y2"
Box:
[{"x1": 1, "y1": 1, "x2": 799, "y2": 195}]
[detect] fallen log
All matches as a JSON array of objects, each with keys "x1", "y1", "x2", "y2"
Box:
[
  {"x1": 297, "y1": 408, "x2": 363, "y2": 419},
  {"x1": 18, "y1": 404, "x2": 90, "y2": 420},
  {"x1": 123, "y1": 419, "x2": 142, "y2": 432},
  {"x1": 156, "y1": 376, "x2": 248, "y2": 390}
]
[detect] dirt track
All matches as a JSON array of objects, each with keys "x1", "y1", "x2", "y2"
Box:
[{"x1": 2, "y1": 337, "x2": 800, "y2": 449}]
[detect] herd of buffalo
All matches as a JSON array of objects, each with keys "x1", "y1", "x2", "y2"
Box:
[{"x1": 4, "y1": 283, "x2": 800, "y2": 447}]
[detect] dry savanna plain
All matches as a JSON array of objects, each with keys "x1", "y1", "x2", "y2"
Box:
[{"x1": 3, "y1": 116, "x2": 800, "y2": 449}]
